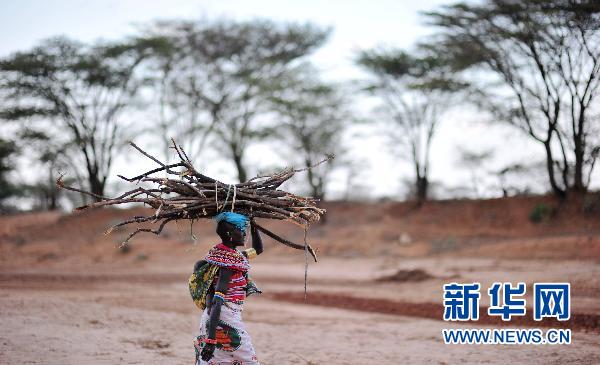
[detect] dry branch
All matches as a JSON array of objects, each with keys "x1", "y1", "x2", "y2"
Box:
[{"x1": 57, "y1": 139, "x2": 332, "y2": 262}]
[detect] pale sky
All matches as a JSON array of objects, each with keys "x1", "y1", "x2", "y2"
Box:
[{"x1": 1, "y1": 0, "x2": 595, "y2": 200}]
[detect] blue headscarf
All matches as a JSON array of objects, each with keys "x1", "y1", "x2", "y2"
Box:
[{"x1": 213, "y1": 212, "x2": 249, "y2": 233}]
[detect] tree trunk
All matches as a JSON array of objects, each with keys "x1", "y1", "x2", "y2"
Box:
[
  {"x1": 46, "y1": 170, "x2": 59, "y2": 210},
  {"x1": 573, "y1": 105, "x2": 586, "y2": 192},
  {"x1": 232, "y1": 151, "x2": 248, "y2": 183},
  {"x1": 305, "y1": 159, "x2": 327, "y2": 223},
  {"x1": 416, "y1": 176, "x2": 428, "y2": 204},
  {"x1": 543, "y1": 140, "x2": 566, "y2": 198},
  {"x1": 88, "y1": 174, "x2": 105, "y2": 202},
  {"x1": 48, "y1": 191, "x2": 58, "y2": 210},
  {"x1": 573, "y1": 140, "x2": 585, "y2": 193},
  {"x1": 306, "y1": 162, "x2": 322, "y2": 199},
  {"x1": 314, "y1": 178, "x2": 327, "y2": 224}
]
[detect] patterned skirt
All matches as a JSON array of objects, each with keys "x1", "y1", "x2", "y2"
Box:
[{"x1": 194, "y1": 302, "x2": 260, "y2": 365}]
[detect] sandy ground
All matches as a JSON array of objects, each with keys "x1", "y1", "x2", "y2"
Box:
[
  {"x1": 1, "y1": 255, "x2": 599, "y2": 365},
  {"x1": 1, "y1": 198, "x2": 600, "y2": 364}
]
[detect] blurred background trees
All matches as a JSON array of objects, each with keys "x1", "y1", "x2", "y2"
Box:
[
  {"x1": 0, "y1": 0, "x2": 598, "y2": 212},
  {"x1": 0, "y1": 36, "x2": 163, "y2": 201},
  {"x1": 142, "y1": 19, "x2": 330, "y2": 183},
  {"x1": 267, "y1": 65, "x2": 349, "y2": 201},
  {"x1": 357, "y1": 49, "x2": 465, "y2": 203},
  {"x1": 423, "y1": 0, "x2": 600, "y2": 198},
  {"x1": 0, "y1": 137, "x2": 18, "y2": 211}
]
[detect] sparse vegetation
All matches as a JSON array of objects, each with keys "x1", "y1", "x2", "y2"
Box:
[
  {"x1": 430, "y1": 236, "x2": 458, "y2": 254},
  {"x1": 377, "y1": 268, "x2": 434, "y2": 283},
  {"x1": 529, "y1": 203, "x2": 553, "y2": 223}
]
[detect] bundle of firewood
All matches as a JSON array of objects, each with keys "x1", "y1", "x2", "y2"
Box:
[{"x1": 57, "y1": 140, "x2": 329, "y2": 262}]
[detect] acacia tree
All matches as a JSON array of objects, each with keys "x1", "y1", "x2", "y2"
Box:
[
  {"x1": 143, "y1": 20, "x2": 330, "y2": 182},
  {"x1": 357, "y1": 50, "x2": 464, "y2": 203},
  {"x1": 15, "y1": 128, "x2": 81, "y2": 210},
  {"x1": 424, "y1": 0, "x2": 600, "y2": 197},
  {"x1": 456, "y1": 147, "x2": 494, "y2": 198},
  {"x1": 0, "y1": 36, "x2": 163, "y2": 200},
  {"x1": 135, "y1": 25, "x2": 195, "y2": 163},
  {"x1": 267, "y1": 67, "x2": 348, "y2": 201},
  {"x1": 0, "y1": 137, "x2": 18, "y2": 211}
]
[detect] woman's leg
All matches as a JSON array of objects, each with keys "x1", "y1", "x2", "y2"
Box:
[{"x1": 196, "y1": 305, "x2": 259, "y2": 364}]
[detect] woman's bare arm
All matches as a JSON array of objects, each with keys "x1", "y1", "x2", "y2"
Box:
[
  {"x1": 201, "y1": 267, "x2": 233, "y2": 361},
  {"x1": 245, "y1": 219, "x2": 263, "y2": 257}
]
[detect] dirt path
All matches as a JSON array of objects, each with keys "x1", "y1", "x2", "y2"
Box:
[
  {"x1": 269, "y1": 291, "x2": 600, "y2": 332},
  {"x1": 2, "y1": 257, "x2": 600, "y2": 364},
  {"x1": 2, "y1": 284, "x2": 599, "y2": 365}
]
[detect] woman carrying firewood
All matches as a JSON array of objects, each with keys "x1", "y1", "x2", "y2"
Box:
[
  {"x1": 57, "y1": 141, "x2": 324, "y2": 363},
  {"x1": 189, "y1": 212, "x2": 263, "y2": 365}
]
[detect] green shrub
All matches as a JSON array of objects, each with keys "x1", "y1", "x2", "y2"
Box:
[
  {"x1": 583, "y1": 194, "x2": 600, "y2": 215},
  {"x1": 529, "y1": 203, "x2": 551, "y2": 223}
]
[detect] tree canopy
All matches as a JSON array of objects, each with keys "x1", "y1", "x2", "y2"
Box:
[
  {"x1": 423, "y1": 0, "x2": 600, "y2": 197},
  {"x1": 357, "y1": 48, "x2": 465, "y2": 202},
  {"x1": 142, "y1": 19, "x2": 331, "y2": 182},
  {"x1": 0, "y1": 36, "x2": 165, "y2": 200}
]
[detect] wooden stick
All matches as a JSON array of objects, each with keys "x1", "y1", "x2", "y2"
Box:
[
  {"x1": 253, "y1": 223, "x2": 318, "y2": 262},
  {"x1": 57, "y1": 139, "x2": 330, "y2": 258}
]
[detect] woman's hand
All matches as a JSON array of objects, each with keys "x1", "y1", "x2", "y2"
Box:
[
  {"x1": 249, "y1": 218, "x2": 263, "y2": 255},
  {"x1": 200, "y1": 342, "x2": 216, "y2": 361}
]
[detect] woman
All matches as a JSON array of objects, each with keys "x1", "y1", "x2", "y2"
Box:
[{"x1": 189, "y1": 212, "x2": 263, "y2": 365}]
